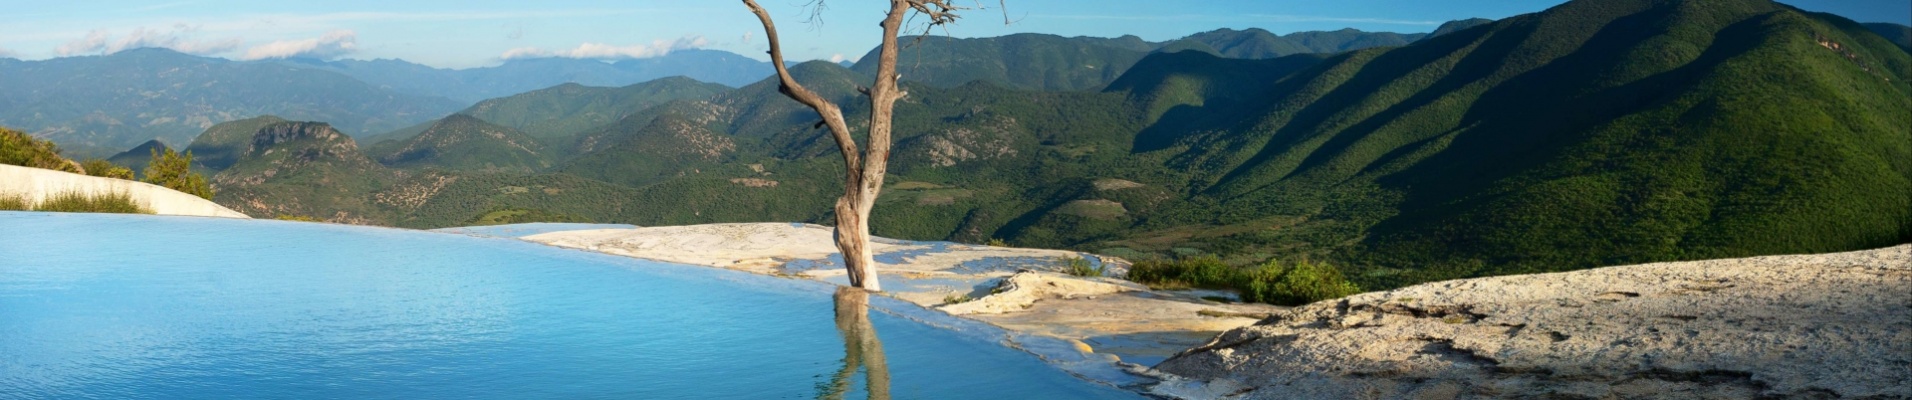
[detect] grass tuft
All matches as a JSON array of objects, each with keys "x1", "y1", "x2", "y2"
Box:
[
  {"x1": 1061, "y1": 256, "x2": 1104, "y2": 277},
  {"x1": 0, "y1": 195, "x2": 27, "y2": 211},
  {"x1": 30, "y1": 191, "x2": 151, "y2": 214}
]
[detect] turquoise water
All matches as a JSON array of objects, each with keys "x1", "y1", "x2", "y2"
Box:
[{"x1": 0, "y1": 212, "x2": 1137, "y2": 399}]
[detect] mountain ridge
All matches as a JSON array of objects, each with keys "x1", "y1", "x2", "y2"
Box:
[{"x1": 37, "y1": 3, "x2": 1897, "y2": 291}]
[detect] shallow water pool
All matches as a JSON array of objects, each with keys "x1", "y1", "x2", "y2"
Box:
[{"x1": 0, "y1": 212, "x2": 1137, "y2": 399}]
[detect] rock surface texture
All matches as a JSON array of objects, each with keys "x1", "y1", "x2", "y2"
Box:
[
  {"x1": 518, "y1": 223, "x2": 1284, "y2": 366},
  {"x1": 0, "y1": 164, "x2": 249, "y2": 218},
  {"x1": 1152, "y1": 245, "x2": 1912, "y2": 399}
]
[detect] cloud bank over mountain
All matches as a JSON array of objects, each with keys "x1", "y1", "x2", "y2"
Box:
[
  {"x1": 240, "y1": 30, "x2": 359, "y2": 60},
  {"x1": 55, "y1": 25, "x2": 242, "y2": 56},
  {"x1": 501, "y1": 35, "x2": 707, "y2": 61}
]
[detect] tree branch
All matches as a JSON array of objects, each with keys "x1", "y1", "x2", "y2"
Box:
[{"x1": 743, "y1": 0, "x2": 860, "y2": 169}]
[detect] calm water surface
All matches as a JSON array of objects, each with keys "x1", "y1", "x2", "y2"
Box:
[{"x1": 0, "y1": 212, "x2": 1137, "y2": 399}]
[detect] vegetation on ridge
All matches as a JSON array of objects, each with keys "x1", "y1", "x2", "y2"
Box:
[
  {"x1": 61, "y1": 0, "x2": 1908, "y2": 300},
  {"x1": 1, "y1": 127, "x2": 81, "y2": 174}
]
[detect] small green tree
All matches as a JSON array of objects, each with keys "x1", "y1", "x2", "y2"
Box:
[
  {"x1": 144, "y1": 148, "x2": 214, "y2": 200},
  {"x1": 80, "y1": 159, "x2": 136, "y2": 180}
]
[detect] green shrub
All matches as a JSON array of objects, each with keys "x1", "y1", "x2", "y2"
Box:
[
  {"x1": 985, "y1": 238, "x2": 1008, "y2": 247},
  {"x1": 31, "y1": 191, "x2": 150, "y2": 214},
  {"x1": 1061, "y1": 256, "x2": 1104, "y2": 277},
  {"x1": 143, "y1": 148, "x2": 213, "y2": 200},
  {"x1": 1239, "y1": 259, "x2": 1362, "y2": 306},
  {"x1": 1126, "y1": 255, "x2": 1234, "y2": 289},
  {"x1": 0, "y1": 127, "x2": 81, "y2": 173},
  {"x1": 275, "y1": 214, "x2": 322, "y2": 222},
  {"x1": 80, "y1": 159, "x2": 136, "y2": 180},
  {"x1": 1126, "y1": 255, "x2": 1362, "y2": 306},
  {"x1": 943, "y1": 293, "x2": 974, "y2": 305}
]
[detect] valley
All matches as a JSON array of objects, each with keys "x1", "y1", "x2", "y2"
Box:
[
  {"x1": 12, "y1": 0, "x2": 1895, "y2": 292},
  {"x1": 3, "y1": 0, "x2": 1910, "y2": 398}
]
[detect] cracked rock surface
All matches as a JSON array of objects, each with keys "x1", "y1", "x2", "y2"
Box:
[{"x1": 1153, "y1": 245, "x2": 1912, "y2": 399}]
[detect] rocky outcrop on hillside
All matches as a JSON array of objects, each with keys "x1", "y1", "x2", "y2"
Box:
[
  {"x1": 1150, "y1": 245, "x2": 1912, "y2": 399},
  {"x1": 211, "y1": 121, "x2": 393, "y2": 223}
]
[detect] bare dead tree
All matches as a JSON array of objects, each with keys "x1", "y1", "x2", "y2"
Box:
[{"x1": 742, "y1": 0, "x2": 964, "y2": 291}]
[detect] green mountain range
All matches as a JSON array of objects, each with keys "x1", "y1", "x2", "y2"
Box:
[
  {"x1": 11, "y1": 24, "x2": 1467, "y2": 159},
  {"x1": 120, "y1": 0, "x2": 1912, "y2": 291},
  {"x1": 366, "y1": 114, "x2": 553, "y2": 173},
  {"x1": 1118, "y1": 0, "x2": 1911, "y2": 284},
  {"x1": 855, "y1": 24, "x2": 1490, "y2": 91},
  {"x1": 447, "y1": 77, "x2": 731, "y2": 143}
]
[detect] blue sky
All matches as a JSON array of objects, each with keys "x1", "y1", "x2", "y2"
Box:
[{"x1": 1, "y1": 0, "x2": 1906, "y2": 69}]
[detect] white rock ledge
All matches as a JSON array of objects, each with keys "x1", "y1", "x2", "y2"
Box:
[
  {"x1": 1152, "y1": 244, "x2": 1912, "y2": 399},
  {"x1": 0, "y1": 164, "x2": 249, "y2": 218}
]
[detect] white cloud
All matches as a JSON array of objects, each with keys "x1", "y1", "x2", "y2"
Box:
[
  {"x1": 502, "y1": 35, "x2": 707, "y2": 61},
  {"x1": 829, "y1": 53, "x2": 846, "y2": 63},
  {"x1": 53, "y1": 25, "x2": 241, "y2": 56},
  {"x1": 109, "y1": 25, "x2": 241, "y2": 55},
  {"x1": 0, "y1": 47, "x2": 17, "y2": 59},
  {"x1": 56, "y1": 30, "x2": 111, "y2": 56},
  {"x1": 240, "y1": 30, "x2": 357, "y2": 60}
]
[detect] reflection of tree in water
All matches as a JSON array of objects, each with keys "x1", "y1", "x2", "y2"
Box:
[{"x1": 816, "y1": 287, "x2": 891, "y2": 400}]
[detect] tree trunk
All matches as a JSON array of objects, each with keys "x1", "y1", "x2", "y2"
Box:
[
  {"x1": 743, "y1": 0, "x2": 963, "y2": 292},
  {"x1": 835, "y1": 195, "x2": 880, "y2": 291}
]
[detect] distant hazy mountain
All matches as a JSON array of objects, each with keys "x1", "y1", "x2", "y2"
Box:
[
  {"x1": 610, "y1": 50, "x2": 779, "y2": 88},
  {"x1": 455, "y1": 77, "x2": 731, "y2": 143},
  {"x1": 1429, "y1": 18, "x2": 1496, "y2": 37},
  {"x1": 1863, "y1": 22, "x2": 1912, "y2": 52},
  {"x1": 851, "y1": 33, "x2": 1152, "y2": 91},
  {"x1": 353, "y1": 76, "x2": 732, "y2": 174},
  {"x1": 0, "y1": 48, "x2": 463, "y2": 158},
  {"x1": 1176, "y1": 28, "x2": 1426, "y2": 59},
  {"x1": 105, "y1": 139, "x2": 169, "y2": 175},
  {"x1": 288, "y1": 49, "x2": 773, "y2": 103},
  {"x1": 850, "y1": 21, "x2": 1488, "y2": 91}
]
